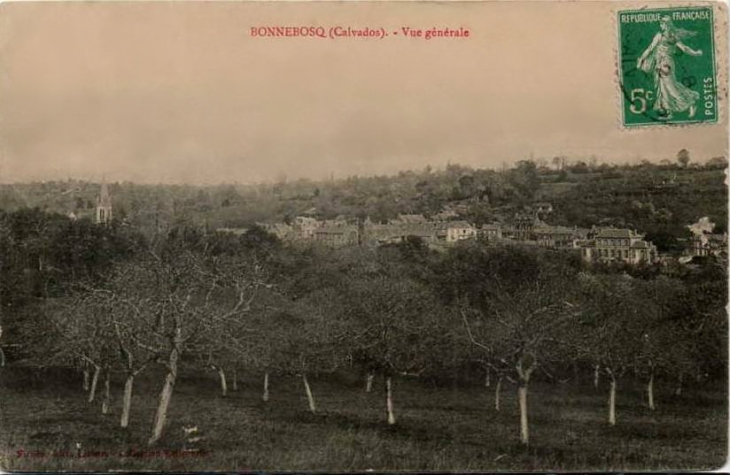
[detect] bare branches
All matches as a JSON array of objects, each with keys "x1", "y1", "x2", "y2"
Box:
[{"x1": 460, "y1": 308, "x2": 493, "y2": 354}]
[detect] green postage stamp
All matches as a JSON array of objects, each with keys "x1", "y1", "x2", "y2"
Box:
[{"x1": 618, "y1": 6, "x2": 717, "y2": 127}]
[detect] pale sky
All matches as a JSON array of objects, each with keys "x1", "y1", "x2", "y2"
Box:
[{"x1": 0, "y1": 1, "x2": 727, "y2": 184}]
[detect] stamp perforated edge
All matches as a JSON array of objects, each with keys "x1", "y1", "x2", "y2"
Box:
[{"x1": 612, "y1": 1, "x2": 728, "y2": 131}]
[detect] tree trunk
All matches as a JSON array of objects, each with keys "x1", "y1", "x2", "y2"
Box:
[
  {"x1": 608, "y1": 375, "x2": 617, "y2": 426},
  {"x1": 515, "y1": 358, "x2": 534, "y2": 446},
  {"x1": 88, "y1": 365, "x2": 101, "y2": 403},
  {"x1": 217, "y1": 367, "x2": 227, "y2": 397},
  {"x1": 302, "y1": 374, "x2": 316, "y2": 414},
  {"x1": 365, "y1": 373, "x2": 374, "y2": 393},
  {"x1": 83, "y1": 367, "x2": 90, "y2": 391},
  {"x1": 101, "y1": 368, "x2": 111, "y2": 415},
  {"x1": 121, "y1": 374, "x2": 134, "y2": 428},
  {"x1": 674, "y1": 373, "x2": 683, "y2": 396},
  {"x1": 385, "y1": 377, "x2": 396, "y2": 425},
  {"x1": 148, "y1": 346, "x2": 179, "y2": 445},
  {"x1": 647, "y1": 373, "x2": 655, "y2": 410},
  {"x1": 0, "y1": 346, "x2": 5, "y2": 367},
  {"x1": 494, "y1": 376, "x2": 502, "y2": 411},
  {"x1": 518, "y1": 378, "x2": 529, "y2": 445},
  {"x1": 232, "y1": 368, "x2": 238, "y2": 391},
  {"x1": 262, "y1": 372, "x2": 269, "y2": 402},
  {"x1": 485, "y1": 367, "x2": 491, "y2": 388},
  {"x1": 593, "y1": 364, "x2": 600, "y2": 389}
]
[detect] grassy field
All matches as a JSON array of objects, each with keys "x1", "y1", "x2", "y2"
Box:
[{"x1": 0, "y1": 367, "x2": 725, "y2": 471}]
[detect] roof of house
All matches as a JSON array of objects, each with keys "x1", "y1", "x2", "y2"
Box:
[
  {"x1": 442, "y1": 221, "x2": 474, "y2": 230},
  {"x1": 596, "y1": 228, "x2": 635, "y2": 239},
  {"x1": 269, "y1": 223, "x2": 293, "y2": 232},
  {"x1": 321, "y1": 219, "x2": 349, "y2": 227},
  {"x1": 533, "y1": 225, "x2": 577, "y2": 236},
  {"x1": 315, "y1": 227, "x2": 357, "y2": 236}
]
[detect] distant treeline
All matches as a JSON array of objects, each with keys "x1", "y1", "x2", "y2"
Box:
[{"x1": 0, "y1": 155, "x2": 726, "y2": 253}]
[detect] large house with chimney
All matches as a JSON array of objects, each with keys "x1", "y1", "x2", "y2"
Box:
[{"x1": 577, "y1": 228, "x2": 657, "y2": 264}]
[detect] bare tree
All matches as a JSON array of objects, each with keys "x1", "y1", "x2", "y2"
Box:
[
  {"x1": 105, "y1": 284, "x2": 161, "y2": 428},
  {"x1": 84, "y1": 247, "x2": 268, "y2": 445},
  {"x1": 212, "y1": 284, "x2": 288, "y2": 404},
  {"x1": 343, "y1": 273, "x2": 451, "y2": 426},
  {"x1": 461, "y1": 277, "x2": 577, "y2": 445},
  {"x1": 575, "y1": 273, "x2": 643, "y2": 426},
  {"x1": 58, "y1": 266, "x2": 163, "y2": 427},
  {"x1": 147, "y1": 250, "x2": 268, "y2": 445},
  {"x1": 45, "y1": 294, "x2": 113, "y2": 407},
  {"x1": 459, "y1": 306, "x2": 513, "y2": 412},
  {"x1": 630, "y1": 278, "x2": 684, "y2": 410}
]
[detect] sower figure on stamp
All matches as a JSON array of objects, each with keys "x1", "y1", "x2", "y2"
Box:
[{"x1": 636, "y1": 16, "x2": 703, "y2": 119}]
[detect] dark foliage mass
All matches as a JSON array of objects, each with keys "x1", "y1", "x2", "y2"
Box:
[{"x1": 1, "y1": 205, "x2": 725, "y2": 384}]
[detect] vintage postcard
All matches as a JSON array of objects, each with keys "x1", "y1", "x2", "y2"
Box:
[{"x1": 0, "y1": 0, "x2": 727, "y2": 472}]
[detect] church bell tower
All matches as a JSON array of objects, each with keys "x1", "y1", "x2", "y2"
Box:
[{"x1": 95, "y1": 182, "x2": 112, "y2": 225}]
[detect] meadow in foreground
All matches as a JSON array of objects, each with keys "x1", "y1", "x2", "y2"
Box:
[{"x1": 0, "y1": 367, "x2": 725, "y2": 472}]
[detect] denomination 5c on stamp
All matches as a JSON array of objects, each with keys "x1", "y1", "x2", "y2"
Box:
[{"x1": 618, "y1": 6, "x2": 717, "y2": 127}]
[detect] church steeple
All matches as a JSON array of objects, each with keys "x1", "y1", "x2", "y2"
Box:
[{"x1": 95, "y1": 182, "x2": 112, "y2": 225}]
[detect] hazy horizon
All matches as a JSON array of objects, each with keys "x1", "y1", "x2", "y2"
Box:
[
  {"x1": 0, "y1": 1, "x2": 727, "y2": 185},
  {"x1": 0, "y1": 153, "x2": 724, "y2": 188}
]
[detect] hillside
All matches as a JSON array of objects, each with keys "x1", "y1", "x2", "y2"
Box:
[{"x1": 0, "y1": 161, "x2": 726, "y2": 250}]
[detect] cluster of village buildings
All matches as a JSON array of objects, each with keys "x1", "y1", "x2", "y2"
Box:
[
  {"x1": 247, "y1": 204, "x2": 727, "y2": 265},
  {"x1": 81, "y1": 184, "x2": 727, "y2": 266}
]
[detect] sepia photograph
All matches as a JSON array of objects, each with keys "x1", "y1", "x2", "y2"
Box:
[{"x1": 0, "y1": 0, "x2": 727, "y2": 471}]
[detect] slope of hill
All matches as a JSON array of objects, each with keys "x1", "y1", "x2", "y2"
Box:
[{"x1": 1, "y1": 162, "x2": 726, "y2": 249}]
